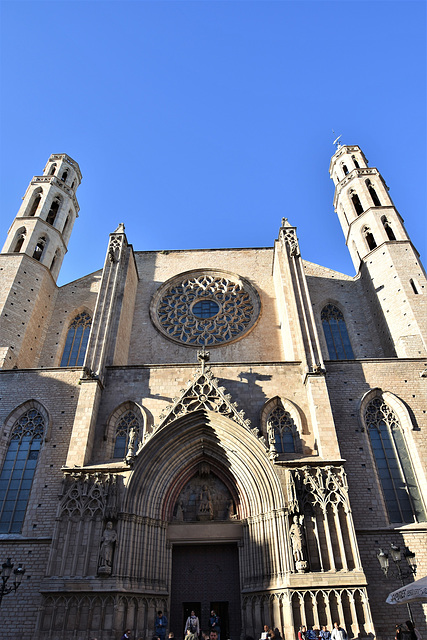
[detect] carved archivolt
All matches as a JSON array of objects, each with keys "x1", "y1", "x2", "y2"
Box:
[{"x1": 150, "y1": 269, "x2": 261, "y2": 347}]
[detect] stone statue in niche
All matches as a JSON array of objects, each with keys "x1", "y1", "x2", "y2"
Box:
[
  {"x1": 98, "y1": 521, "x2": 117, "y2": 575},
  {"x1": 226, "y1": 498, "x2": 234, "y2": 519},
  {"x1": 175, "y1": 500, "x2": 185, "y2": 521},
  {"x1": 126, "y1": 426, "x2": 138, "y2": 462},
  {"x1": 198, "y1": 484, "x2": 214, "y2": 520},
  {"x1": 289, "y1": 514, "x2": 308, "y2": 573}
]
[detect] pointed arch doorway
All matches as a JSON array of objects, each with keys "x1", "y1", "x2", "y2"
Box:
[{"x1": 170, "y1": 540, "x2": 241, "y2": 640}]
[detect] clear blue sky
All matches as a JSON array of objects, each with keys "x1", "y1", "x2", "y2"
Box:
[{"x1": 1, "y1": 0, "x2": 426, "y2": 286}]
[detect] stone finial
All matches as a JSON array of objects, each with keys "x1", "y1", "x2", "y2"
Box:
[{"x1": 113, "y1": 223, "x2": 125, "y2": 234}]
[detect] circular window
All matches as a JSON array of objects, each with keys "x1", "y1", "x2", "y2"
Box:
[
  {"x1": 150, "y1": 270, "x2": 261, "y2": 347},
  {"x1": 191, "y1": 300, "x2": 220, "y2": 319}
]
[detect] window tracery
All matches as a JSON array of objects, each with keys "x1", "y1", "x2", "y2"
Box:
[
  {"x1": 365, "y1": 397, "x2": 426, "y2": 523},
  {"x1": 151, "y1": 271, "x2": 260, "y2": 346},
  {"x1": 60, "y1": 312, "x2": 92, "y2": 367},
  {"x1": 113, "y1": 410, "x2": 140, "y2": 458},
  {"x1": 0, "y1": 407, "x2": 45, "y2": 533},
  {"x1": 267, "y1": 406, "x2": 296, "y2": 453},
  {"x1": 321, "y1": 304, "x2": 354, "y2": 360}
]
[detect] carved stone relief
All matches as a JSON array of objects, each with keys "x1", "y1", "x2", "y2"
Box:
[{"x1": 173, "y1": 465, "x2": 235, "y2": 522}]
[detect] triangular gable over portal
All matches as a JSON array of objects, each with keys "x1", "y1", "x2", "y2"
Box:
[{"x1": 153, "y1": 348, "x2": 264, "y2": 447}]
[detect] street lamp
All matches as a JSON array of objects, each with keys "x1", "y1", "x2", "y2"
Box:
[
  {"x1": 376, "y1": 544, "x2": 417, "y2": 621},
  {"x1": 0, "y1": 558, "x2": 26, "y2": 606}
]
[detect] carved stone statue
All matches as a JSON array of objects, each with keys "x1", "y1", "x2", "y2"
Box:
[
  {"x1": 126, "y1": 426, "x2": 138, "y2": 460},
  {"x1": 289, "y1": 515, "x2": 308, "y2": 572},
  {"x1": 175, "y1": 500, "x2": 185, "y2": 521},
  {"x1": 98, "y1": 521, "x2": 117, "y2": 575},
  {"x1": 198, "y1": 484, "x2": 213, "y2": 520}
]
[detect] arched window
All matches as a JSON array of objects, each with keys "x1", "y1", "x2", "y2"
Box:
[
  {"x1": 46, "y1": 197, "x2": 60, "y2": 226},
  {"x1": 381, "y1": 216, "x2": 396, "y2": 241},
  {"x1": 13, "y1": 230, "x2": 26, "y2": 253},
  {"x1": 60, "y1": 312, "x2": 92, "y2": 366},
  {"x1": 365, "y1": 397, "x2": 426, "y2": 523},
  {"x1": 28, "y1": 191, "x2": 42, "y2": 217},
  {"x1": 71, "y1": 180, "x2": 75, "y2": 189},
  {"x1": 350, "y1": 191, "x2": 364, "y2": 216},
  {"x1": 32, "y1": 237, "x2": 46, "y2": 261},
  {"x1": 352, "y1": 155, "x2": 360, "y2": 169},
  {"x1": 113, "y1": 410, "x2": 140, "y2": 458},
  {"x1": 342, "y1": 164, "x2": 349, "y2": 176},
  {"x1": 321, "y1": 304, "x2": 354, "y2": 360},
  {"x1": 364, "y1": 227, "x2": 377, "y2": 251},
  {"x1": 366, "y1": 179, "x2": 381, "y2": 206},
  {"x1": 267, "y1": 406, "x2": 296, "y2": 453},
  {"x1": 0, "y1": 407, "x2": 45, "y2": 533},
  {"x1": 61, "y1": 171, "x2": 68, "y2": 183},
  {"x1": 49, "y1": 164, "x2": 56, "y2": 176}
]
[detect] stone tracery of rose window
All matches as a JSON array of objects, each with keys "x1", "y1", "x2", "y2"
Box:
[{"x1": 151, "y1": 271, "x2": 260, "y2": 346}]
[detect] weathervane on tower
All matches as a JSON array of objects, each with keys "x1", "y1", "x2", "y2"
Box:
[{"x1": 332, "y1": 130, "x2": 342, "y2": 149}]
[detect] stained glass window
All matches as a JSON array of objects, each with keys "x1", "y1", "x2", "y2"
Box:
[
  {"x1": 60, "y1": 312, "x2": 92, "y2": 367},
  {"x1": 0, "y1": 408, "x2": 45, "y2": 533},
  {"x1": 365, "y1": 398, "x2": 426, "y2": 523},
  {"x1": 321, "y1": 304, "x2": 354, "y2": 360}
]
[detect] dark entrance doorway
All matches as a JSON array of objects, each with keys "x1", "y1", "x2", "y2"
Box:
[{"x1": 171, "y1": 544, "x2": 240, "y2": 640}]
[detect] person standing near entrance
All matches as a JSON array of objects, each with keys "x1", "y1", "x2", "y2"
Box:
[
  {"x1": 155, "y1": 610, "x2": 168, "y2": 640},
  {"x1": 331, "y1": 622, "x2": 347, "y2": 640},
  {"x1": 209, "y1": 610, "x2": 221, "y2": 640},
  {"x1": 185, "y1": 610, "x2": 200, "y2": 637}
]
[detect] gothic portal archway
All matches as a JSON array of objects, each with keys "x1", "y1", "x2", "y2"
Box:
[{"x1": 118, "y1": 409, "x2": 290, "y2": 639}]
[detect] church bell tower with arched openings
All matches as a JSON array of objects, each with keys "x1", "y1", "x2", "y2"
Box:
[
  {"x1": 330, "y1": 144, "x2": 427, "y2": 357},
  {"x1": 0, "y1": 154, "x2": 82, "y2": 369}
]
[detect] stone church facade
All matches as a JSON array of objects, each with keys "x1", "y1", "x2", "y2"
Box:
[{"x1": 0, "y1": 146, "x2": 426, "y2": 640}]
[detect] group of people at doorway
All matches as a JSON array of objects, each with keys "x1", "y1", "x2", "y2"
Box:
[
  {"x1": 296, "y1": 623, "x2": 347, "y2": 640},
  {"x1": 184, "y1": 609, "x2": 221, "y2": 640},
  {"x1": 120, "y1": 609, "x2": 221, "y2": 640}
]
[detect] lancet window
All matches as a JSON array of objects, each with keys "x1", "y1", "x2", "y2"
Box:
[
  {"x1": 364, "y1": 227, "x2": 377, "y2": 251},
  {"x1": 350, "y1": 190, "x2": 364, "y2": 216},
  {"x1": 46, "y1": 197, "x2": 61, "y2": 226},
  {"x1": 365, "y1": 397, "x2": 426, "y2": 523},
  {"x1": 60, "y1": 312, "x2": 92, "y2": 367},
  {"x1": 352, "y1": 155, "x2": 360, "y2": 168},
  {"x1": 113, "y1": 410, "x2": 140, "y2": 458},
  {"x1": 267, "y1": 406, "x2": 296, "y2": 453},
  {"x1": 381, "y1": 216, "x2": 396, "y2": 241},
  {"x1": 0, "y1": 407, "x2": 45, "y2": 533},
  {"x1": 32, "y1": 237, "x2": 46, "y2": 261},
  {"x1": 366, "y1": 179, "x2": 381, "y2": 207},
  {"x1": 321, "y1": 304, "x2": 354, "y2": 360},
  {"x1": 28, "y1": 190, "x2": 42, "y2": 217},
  {"x1": 13, "y1": 229, "x2": 26, "y2": 253}
]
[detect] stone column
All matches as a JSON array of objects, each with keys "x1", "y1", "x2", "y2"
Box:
[
  {"x1": 323, "y1": 508, "x2": 336, "y2": 571},
  {"x1": 333, "y1": 505, "x2": 348, "y2": 571},
  {"x1": 348, "y1": 593, "x2": 360, "y2": 637},
  {"x1": 281, "y1": 591, "x2": 295, "y2": 640}
]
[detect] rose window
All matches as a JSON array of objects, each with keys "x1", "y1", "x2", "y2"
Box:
[{"x1": 150, "y1": 270, "x2": 260, "y2": 346}]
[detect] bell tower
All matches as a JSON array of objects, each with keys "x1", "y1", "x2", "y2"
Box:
[
  {"x1": 2, "y1": 153, "x2": 81, "y2": 280},
  {"x1": 0, "y1": 154, "x2": 82, "y2": 369},
  {"x1": 330, "y1": 144, "x2": 427, "y2": 357}
]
